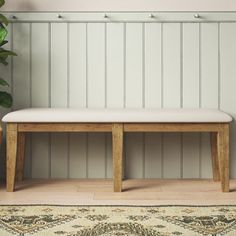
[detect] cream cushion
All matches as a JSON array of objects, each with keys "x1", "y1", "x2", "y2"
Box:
[{"x1": 2, "y1": 108, "x2": 233, "y2": 123}]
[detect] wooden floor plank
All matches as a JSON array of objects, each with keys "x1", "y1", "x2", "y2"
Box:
[{"x1": 0, "y1": 179, "x2": 235, "y2": 205}]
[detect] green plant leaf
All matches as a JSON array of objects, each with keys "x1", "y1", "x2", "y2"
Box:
[
  {"x1": 0, "y1": 26, "x2": 7, "y2": 43},
  {"x1": 0, "y1": 58, "x2": 8, "y2": 66},
  {"x1": 0, "y1": 91, "x2": 12, "y2": 108},
  {"x1": 0, "y1": 49, "x2": 7, "y2": 61},
  {"x1": 0, "y1": 14, "x2": 8, "y2": 26},
  {"x1": 0, "y1": 78, "x2": 9, "y2": 86},
  {"x1": 0, "y1": 0, "x2": 5, "y2": 8},
  {"x1": 0, "y1": 39, "x2": 7, "y2": 46},
  {"x1": 0, "y1": 57, "x2": 8, "y2": 65},
  {"x1": 0, "y1": 49, "x2": 17, "y2": 58}
]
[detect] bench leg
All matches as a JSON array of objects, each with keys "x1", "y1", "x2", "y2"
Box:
[
  {"x1": 211, "y1": 132, "x2": 220, "y2": 181},
  {"x1": 112, "y1": 123, "x2": 123, "y2": 192},
  {"x1": 16, "y1": 132, "x2": 26, "y2": 182},
  {"x1": 6, "y1": 123, "x2": 18, "y2": 192},
  {"x1": 218, "y1": 124, "x2": 230, "y2": 192}
]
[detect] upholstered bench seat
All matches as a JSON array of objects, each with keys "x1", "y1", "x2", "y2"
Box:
[
  {"x1": 2, "y1": 108, "x2": 233, "y2": 193},
  {"x1": 2, "y1": 108, "x2": 232, "y2": 123}
]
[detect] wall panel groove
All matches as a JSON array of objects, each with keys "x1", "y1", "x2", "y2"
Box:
[
  {"x1": 200, "y1": 23, "x2": 219, "y2": 178},
  {"x1": 162, "y1": 23, "x2": 181, "y2": 178},
  {"x1": 198, "y1": 23, "x2": 202, "y2": 178},
  {"x1": 31, "y1": 23, "x2": 50, "y2": 178},
  {"x1": 182, "y1": 23, "x2": 200, "y2": 178},
  {"x1": 48, "y1": 22, "x2": 52, "y2": 179},
  {"x1": 87, "y1": 23, "x2": 106, "y2": 178},
  {"x1": 68, "y1": 23, "x2": 87, "y2": 178},
  {"x1": 144, "y1": 23, "x2": 162, "y2": 178},
  {"x1": 218, "y1": 23, "x2": 221, "y2": 110},
  {"x1": 50, "y1": 23, "x2": 69, "y2": 178},
  {"x1": 142, "y1": 23, "x2": 145, "y2": 179},
  {"x1": 85, "y1": 23, "x2": 89, "y2": 179},
  {"x1": 125, "y1": 23, "x2": 144, "y2": 178},
  {"x1": 0, "y1": 13, "x2": 235, "y2": 180},
  {"x1": 180, "y1": 23, "x2": 183, "y2": 178}
]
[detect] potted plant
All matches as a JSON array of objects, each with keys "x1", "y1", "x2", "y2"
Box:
[{"x1": 0, "y1": 0, "x2": 16, "y2": 108}]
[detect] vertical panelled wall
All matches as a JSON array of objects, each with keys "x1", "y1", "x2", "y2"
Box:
[{"x1": 0, "y1": 14, "x2": 236, "y2": 179}]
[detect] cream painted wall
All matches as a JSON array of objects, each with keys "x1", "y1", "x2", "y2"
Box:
[{"x1": 2, "y1": 0, "x2": 236, "y2": 11}]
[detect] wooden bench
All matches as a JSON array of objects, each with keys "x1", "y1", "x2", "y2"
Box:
[{"x1": 2, "y1": 108, "x2": 232, "y2": 192}]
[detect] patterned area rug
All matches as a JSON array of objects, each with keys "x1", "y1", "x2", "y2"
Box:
[{"x1": 0, "y1": 205, "x2": 236, "y2": 236}]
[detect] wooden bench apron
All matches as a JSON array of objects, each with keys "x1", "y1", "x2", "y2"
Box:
[{"x1": 2, "y1": 108, "x2": 232, "y2": 192}]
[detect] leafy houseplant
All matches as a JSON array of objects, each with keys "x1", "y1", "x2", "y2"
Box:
[{"x1": 0, "y1": 0, "x2": 16, "y2": 108}]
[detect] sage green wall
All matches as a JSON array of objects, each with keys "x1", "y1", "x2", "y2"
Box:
[{"x1": 0, "y1": 12, "x2": 235, "y2": 180}]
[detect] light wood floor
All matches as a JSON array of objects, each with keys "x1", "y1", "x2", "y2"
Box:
[{"x1": 0, "y1": 179, "x2": 236, "y2": 205}]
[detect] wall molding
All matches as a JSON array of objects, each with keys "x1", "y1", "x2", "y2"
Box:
[{"x1": 4, "y1": 12, "x2": 236, "y2": 23}]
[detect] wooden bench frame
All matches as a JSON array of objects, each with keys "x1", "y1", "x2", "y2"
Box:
[{"x1": 6, "y1": 122, "x2": 230, "y2": 192}]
